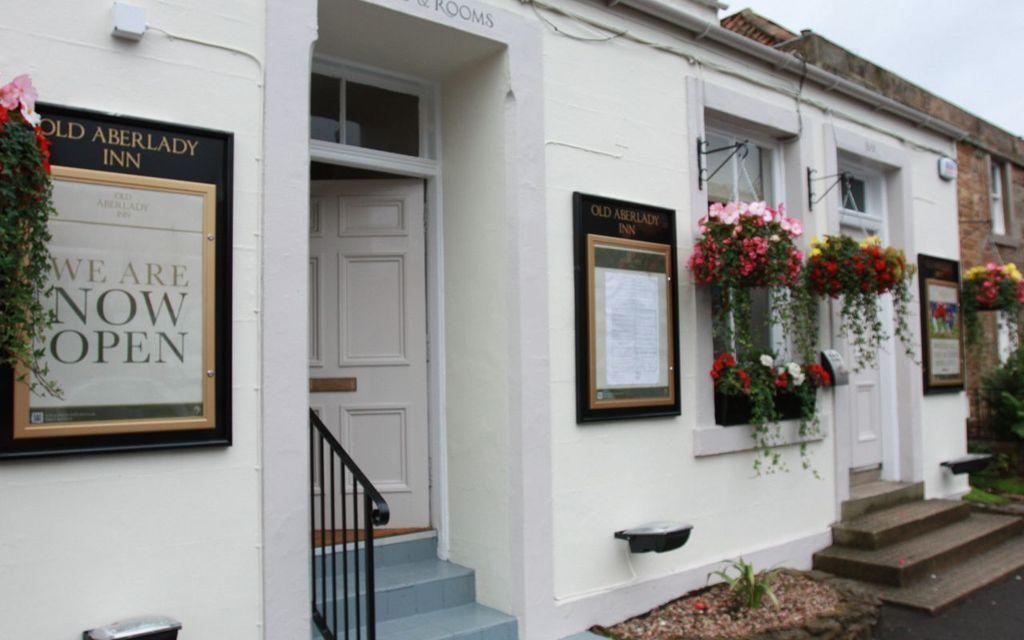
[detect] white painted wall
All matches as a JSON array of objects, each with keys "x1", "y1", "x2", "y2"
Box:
[
  {"x1": 0, "y1": 2, "x2": 266, "y2": 638},
  {"x1": 440, "y1": 51, "x2": 515, "y2": 612},
  {"x1": 495, "y1": 0, "x2": 967, "y2": 631}
]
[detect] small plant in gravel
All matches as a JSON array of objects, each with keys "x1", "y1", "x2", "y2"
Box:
[{"x1": 709, "y1": 558, "x2": 779, "y2": 610}]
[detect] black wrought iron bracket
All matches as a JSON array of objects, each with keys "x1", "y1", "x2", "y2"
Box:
[
  {"x1": 697, "y1": 137, "x2": 749, "y2": 191},
  {"x1": 807, "y1": 168, "x2": 851, "y2": 212}
]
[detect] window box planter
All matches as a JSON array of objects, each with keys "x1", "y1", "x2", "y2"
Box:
[{"x1": 714, "y1": 390, "x2": 806, "y2": 426}]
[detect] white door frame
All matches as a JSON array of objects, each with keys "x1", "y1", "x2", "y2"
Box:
[
  {"x1": 835, "y1": 158, "x2": 899, "y2": 474},
  {"x1": 309, "y1": 80, "x2": 451, "y2": 557},
  {"x1": 824, "y1": 123, "x2": 925, "y2": 514}
]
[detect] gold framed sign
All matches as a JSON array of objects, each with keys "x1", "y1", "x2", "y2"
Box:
[
  {"x1": 1, "y1": 104, "x2": 233, "y2": 458},
  {"x1": 574, "y1": 193, "x2": 680, "y2": 422},
  {"x1": 918, "y1": 254, "x2": 965, "y2": 393}
]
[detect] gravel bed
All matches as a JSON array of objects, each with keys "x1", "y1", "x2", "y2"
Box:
[{"x1": 592, "y1": 570, "x2": 877, "y2": 640}]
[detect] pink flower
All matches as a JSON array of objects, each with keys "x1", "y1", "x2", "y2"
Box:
[{"x1": 0, "y1": 74, "x2": 39, "y2": 125}]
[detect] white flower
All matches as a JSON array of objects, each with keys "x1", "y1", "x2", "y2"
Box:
[
  {"x1": 786, "y1": 362, "x2": 802, "y2": 377},
  {"x1": 759, "y1": 354, "x2": 775, "y2": 368},
  {"x1": 770, "y1": 234, "x2": 780, "y2": 242},
  {"x1": 792, "y1": 372, "x2": 806, "y2": 387}
]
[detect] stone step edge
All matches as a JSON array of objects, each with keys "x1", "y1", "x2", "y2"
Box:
[
  {"x1": 832, "y1": 500, "x2": 971, "y2": 550},
  {"x1": 873, "y1": 533, "x2": 1024, "y2": 614},
  {"x1": 814, "y1": 514, "x2": 1024, "y2": 586},
  {"x1": 841, "y1": 482, "x2": 924, "y2": 521}
]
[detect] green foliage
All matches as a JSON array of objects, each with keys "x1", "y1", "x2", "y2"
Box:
[
  {"x1": 963, "y1": 487, "x2": 1011, "y2": 505},
  {"x1": 980, "y1": 347, "x2": 1024, "y2": 441},
  {"x1": 709, "y1": 558, "x2": 780, "y2": 610},
  {"x1": 0, "y1": 108, "x2": 59, "y2": 396}
]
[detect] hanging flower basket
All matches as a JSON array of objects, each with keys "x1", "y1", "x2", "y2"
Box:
[
  {"x1": 688, "y1": 201, "x2": 804, "y2": 289},
  {"x1": 806, "y1": 234, "x2": 916, "y2": 370},
  {"x1": 0, "y1": 73, "x2": 59, "y2": 396},
  {"x1": 962, "y1": 262, "x2": 1024, "y2": 345}
]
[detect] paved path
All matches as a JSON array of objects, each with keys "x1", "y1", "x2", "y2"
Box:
[{"x1": 874, "y1": 572, "x2": 1024, "y2": 639}]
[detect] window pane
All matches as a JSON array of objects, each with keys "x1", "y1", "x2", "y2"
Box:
[
  {"x1": 737, "y1": 145, "x2": 770, "y2": 202},
  {"x1": 345, "y1": 81, "x2": 420, "y2": 156},
  {"x1": 842, "y1": 176, "x2": 866, "y2": 213},
  {"x1": 991, "y1": 163, "x2": 1008, "y2": 235},
  {"x1": 706, "y1": 132, "x2": 734, "y2": 204},
  {"x1": 710, "y1": 288, "x2": 773, "y2": 356},
  {"x1": 310, "y1": 73, "x2": 341, "y2": 143}
]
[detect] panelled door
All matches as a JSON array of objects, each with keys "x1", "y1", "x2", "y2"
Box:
[
  {"x1": 309, "y1": 179, "x2": 429, "y2": 528},
  {"x1": 839, "y1": 223, "x2": 887, "y2": 469}
]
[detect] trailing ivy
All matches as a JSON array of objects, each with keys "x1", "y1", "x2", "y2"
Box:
[
  {"x1": 0, "y1": 74, "x2": 59, "y2": 397},
  {"x1": 691, "y1": 202, "x2": 825, "y2": 474}
]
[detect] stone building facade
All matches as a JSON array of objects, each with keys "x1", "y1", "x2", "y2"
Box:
[{"x1": 723, "y1": 8, "x2": 1024, "y2": 437}]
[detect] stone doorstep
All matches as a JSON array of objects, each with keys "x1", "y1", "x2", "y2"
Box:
[
  {"x1": 813, "y1": 512, "x2": 1024, "y2": 587},
  {"x1": 832, "y1": 500, "x2": 971, "y2": 550},
  {"x1": 872, "y1": 532, "x2": 1024, "y2": 614},
  {"x1": 841, "y1": 481, "x2": 924, "y2": 521}
]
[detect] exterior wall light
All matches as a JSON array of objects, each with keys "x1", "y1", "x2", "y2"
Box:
[{"x1": 615, "y1": 522, "x2": 693, "y2": 553}]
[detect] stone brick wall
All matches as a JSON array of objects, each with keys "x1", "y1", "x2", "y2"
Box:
[{"x1": 957, "y1": 141, "x2": 1024, "y2": 437}]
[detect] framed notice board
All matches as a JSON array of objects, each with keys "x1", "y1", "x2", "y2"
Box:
[
  {"x1": 918, "y1": 254, "x2": 965, "y2": 394},
  {"x1": 574, "y1": 192, "x2": 680, "y2": 422},
  {"x1": 0, "y1": 104, "x2": 233, "y2": 458}
]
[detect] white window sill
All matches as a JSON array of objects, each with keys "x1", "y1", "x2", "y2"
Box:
[{"x1": 693, "y1": 419, "x2": 828, "y2": 457}]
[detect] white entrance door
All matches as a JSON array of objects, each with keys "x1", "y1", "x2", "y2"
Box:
[
  {"x1": 309, "y1": 179, "x2": 429, "y2": 529},
  {"x1": 835, "y1": 165, "x2": 893, "y2": 470}
]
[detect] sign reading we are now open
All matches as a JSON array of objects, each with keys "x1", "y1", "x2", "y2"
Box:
[{"x1": 0, "y1": 105, "x2": 233, "y2": 459}]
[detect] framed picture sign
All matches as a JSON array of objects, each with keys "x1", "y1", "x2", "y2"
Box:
[
  {"x1": 0, "y1": 104, "x2": 233, "y2": 458},
  {"x1": 573, "y1": 193, "x2": 680, "y2": 422},
  {"x1": 918, "y1": 254, "x2": 965, "y2": 394}
]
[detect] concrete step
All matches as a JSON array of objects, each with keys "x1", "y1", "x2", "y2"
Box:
[
  {"x1": 312, "y1": 603, "x2": 518, "y2": 640},
  {"x1": 312, "y1": 533, "x2": 516, "y2": 640},
  {"x1": 833, "y1": 499, "x2": 971, "y2": 550},
  {"x1": 842, "y1": 481, "x2": 924, "y2": 521},
  {"x1": 850, "y1": 467, "x2": 881, "y2": 487},
  {"x1": 314, "y1": 531, "x2": 438, "y2": 569},
  {"x1": 316, "y1": 559, "x2": 475, "y2": 624},
  {"x1": 814, "y1": 512, "x2": 1024, "y2": 586},
  {"x1": 873, "y1": 532, "x2": 1024, "y2": 613}
]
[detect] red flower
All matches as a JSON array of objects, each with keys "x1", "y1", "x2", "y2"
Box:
[
  {"x1": 0, "y1": 107, "x2": 8, "y2": 130},
  {"x1": 34, "y1": 126, "x2": 51, "y2": 175},
  {"x1": 774, "y1": 371, "x2": 789, "y2": 389},
  {"x1": 737, "y1": 369, "x2": 751, "y2": 392}
]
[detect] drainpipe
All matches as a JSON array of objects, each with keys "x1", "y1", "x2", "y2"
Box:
[{"x1": 610, "y1": 0, "x2": 969, "y2": 142}]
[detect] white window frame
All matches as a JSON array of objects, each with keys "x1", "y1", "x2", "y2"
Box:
[
  {"x1": 838, "y1": 157, "x2": 887, "y2": 239},
  {"x1": 990, "y1": 158, "x2": 1010, "y2": 237},
  {"x1": 704, "y1": 123, "x2": 784, "y2": 206},
  {"x1": 312, "y1": 55, "x2": 437, "y2": 162},
  {"x1": 705, "y1": 122, "x2": 788, "y2": 358}
]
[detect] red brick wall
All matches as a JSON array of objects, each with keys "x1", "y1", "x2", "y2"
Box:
[{"x1": 957, "y1": 141, "x2": 1024, "y2": 436}]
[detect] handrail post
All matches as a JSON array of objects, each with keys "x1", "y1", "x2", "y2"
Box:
[{"x1": 310, "y1": 410, "x2": 388, "y2": 640}]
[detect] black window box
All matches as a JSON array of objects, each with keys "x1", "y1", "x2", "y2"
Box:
[{"x1": 714, "y1": 390, "x2": 805, "y2": 426}]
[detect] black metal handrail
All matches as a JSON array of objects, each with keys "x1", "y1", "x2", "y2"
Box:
[{"x1": 310, "y1": 409, "x2": 390, "y2": 640}]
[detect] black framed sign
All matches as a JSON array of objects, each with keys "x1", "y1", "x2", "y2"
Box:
[
  {"x1": 918, "y1": 254, "x2": 965, "y2": 394},
  {"x1": 0, "y1": 104, "x2": 233, "y2": 458},
  {"x1": 573, "y1": 192, "x2": 680, "y2": 422}
]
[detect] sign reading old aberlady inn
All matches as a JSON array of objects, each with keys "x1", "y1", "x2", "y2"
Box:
[
  {"x1": 0, "y1": 105, "x2": 233, "y2": 458},
  {"x1": 573, "y1": 193, "x2": 681, "y2": 422}
]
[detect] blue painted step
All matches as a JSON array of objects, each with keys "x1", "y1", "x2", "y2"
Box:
[{"x1": 312, "y1": 533, "x2": 517, "y2": 640}]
